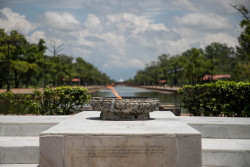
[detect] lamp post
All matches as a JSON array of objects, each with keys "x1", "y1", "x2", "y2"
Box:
[
  {"x1": 6, "y1": 40, "x2": 10, "y2": 92},
  {"x1": 43, "y1": 55, "x2": 46, "y2": 88}
]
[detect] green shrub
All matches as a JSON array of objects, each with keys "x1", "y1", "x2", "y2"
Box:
[
  {"x1": 33, "y1": 86, "x2": 91, "y2": 115},
  {"x1": 0, "y1": 86, "x2": 91, "y2": 115},
  {"x1": 178, "y1": 81, "x2": 250, "y2": 117},
  {"x1": 0, "y1": 92, "x2": 37, "y2": 115}
]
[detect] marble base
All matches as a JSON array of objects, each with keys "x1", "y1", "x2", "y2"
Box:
[{"x1": 40, "y1": 111, "x2": 201, "y2": 167}]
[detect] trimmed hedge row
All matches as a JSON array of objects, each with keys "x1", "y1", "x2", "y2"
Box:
[
  {"x1": 0, "y1": 92, "x2": 35, "y2": 115},
  {"x1": 178, "y1": 81, "x2": 250, "y2": 117},
  {"x1": 0, "y1": 86, "x2": 91, "y2": 115}
]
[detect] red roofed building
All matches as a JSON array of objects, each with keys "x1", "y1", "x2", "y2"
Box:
[
  {"x1": 202, "y1": 75, "x2": 231, "y2": 81},
  {"x1": 158, "y1": 80, "x2": 167, "y2": 83},
  {"x1": 71, "y1": 78, "x2": 80, "y2": 82},
  {"x1": 62, "y1": 78, "x2": 80, "y2": 82}
]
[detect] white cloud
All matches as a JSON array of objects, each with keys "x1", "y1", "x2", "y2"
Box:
[
  {"x1": 175, "y1": 13, "x2": 232, "y2": 31},
  {"x1": 75, "y1": 48, "x2": 92, "y2": 57},
  {"x1": 171, "y1": 0, "x2": 197, "y2": 11},
  {"x1": 77, "y1": 30, "x2": 97, "y2": 47},
  {"x1": 128, "y1": 58, "x2": 145, "y2": 68},
  {"x1": 84, "y1": 14, "x2": 102, "y2": 32},
  {"x1": 29, "y1": 31, "x2": 46, "y2": 43},
  {"x1": 205, "y1": 33, "x2": 237, "y2": 47},
  {"x1": 102, "y1": 57, "x2": 144, "y2": 70},
  {"x1": 43, "y1": 11, "x2": 80, "y2": 30},
  {"x1": 106, "y1": 13, "x2": 168, "y2": 35},
  {"x1": 0, "y1": 7, "x2": 36, "y2": 35}
]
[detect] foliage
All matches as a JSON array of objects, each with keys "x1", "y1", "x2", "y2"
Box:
[
  {"x1": 204, "y1": 42, "x2": 235, "y2": 78},
  {"x1": 0, "y1": 86, "x2": 91, "y2": 115},
  {"x1": 0, "y1": 92, "x2": 38, "y2": 115},
  {"x1": 178, "y1": 81, "x2": 250, "y2": 117},
  {"x1": 132, "y1": 44, "x2": 234, "y2": 86},
  {"x1": 233, "y1": 4, "x2": 250, "y2": 61},
  {"x1": 33, "y1": 86, "x2": 91, "y2": 115},
  {"x1": 182, "y1": 48, "x2": 208, "y2": 85},
  {"x1": 0, "y1": 29, "x2": 113, "y2": 89}
]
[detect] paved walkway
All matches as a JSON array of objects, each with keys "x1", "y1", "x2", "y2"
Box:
[
  {"x1": 139, "y1": 85, "x2": 180, "y2": 93},
  {"x1": 0, "y1": 86, "x2": 105, "y2": 94}
]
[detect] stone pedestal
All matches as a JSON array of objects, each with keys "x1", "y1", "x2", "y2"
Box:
[{"x1": 40, "y1": 111, "x2": 201, "y2": 167}]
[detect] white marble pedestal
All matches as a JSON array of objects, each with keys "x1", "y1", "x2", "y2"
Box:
[{"x1": 40, "y1": 111, "x2": 201, "y2": 167}]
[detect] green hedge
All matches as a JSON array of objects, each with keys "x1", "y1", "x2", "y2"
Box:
[
  {"x1": 0, "y1": 92, "x2": 36, "y2": 115},
  {"x1": 178, "y1": 81, "x2": 250, "y2": 117},
  {"x1": 0, "y1": 86, "x2": 91, "y2": 115}
]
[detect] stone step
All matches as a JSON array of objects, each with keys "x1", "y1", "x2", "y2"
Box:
[
  {"x1": 1, "y1": 137, "x2": 250, "y2": 166},
  {"x1": 0, "y1": 137, "x2": 39, "y2": 164},
  {"x1": 0, "y1": 165, "x2": 39, "y2": 167},
  {"x1": 180, "y1": 116, "x2": 250, "y2": 139},
  {"x1": 202, "y1": 138, "x2": 250, "y2": 167},
  {"x1": 0, "y1": 123, "x2": 55, "y2": 137},
  {"x1": 0, "y1": 164, "x2": 229, "y2": 166},
  {"x1": 0, "y1": 115, "x2": 70, "y2": 136}
]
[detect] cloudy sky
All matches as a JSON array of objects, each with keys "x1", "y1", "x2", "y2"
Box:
[{"x1": 0, "y1": 0, "x2": 249, "y2": 81}]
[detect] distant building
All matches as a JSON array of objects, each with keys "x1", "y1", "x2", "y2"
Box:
[
  {"x1": 62, "y1": 78, "x2": 80, "y2": 82},
  {"x1": 158, "y1": 80, "x2": 167, "y2": 83},
  {"x1": 62, "y1": 78, "x2": 80, "y2": 85},
  {"x1": 202, "y1": 75, "x2": 231, "y2": 81},
  {"x1": 71, "y1": 78, "x2": 80, "y2": 82}
]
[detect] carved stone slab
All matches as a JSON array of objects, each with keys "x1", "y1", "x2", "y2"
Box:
[
  {"x1": 90, "y1": 97, "x2": 159, "y2": 120},
  {"x1": 64, "y1": 135, "x2": 176, "y2": 167}
]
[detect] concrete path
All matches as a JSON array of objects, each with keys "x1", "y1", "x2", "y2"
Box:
[
  {"x1": 0, "y1": 85, "x2": 105, "y2": 94},
  {"x1": 138, "y1": 85, "x2": 179, "y2": 93}
]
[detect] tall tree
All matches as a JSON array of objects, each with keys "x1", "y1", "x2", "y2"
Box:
[
  {"x1": 231, "y1": 4, "x2": 250, "y2": 81},
  {"x1": 0, "y1": 29, "x2": 7, "y2": 88},
  {"x1": 38, "y1": 39, "x2": 47, "y2": 87},
  {"x1": 157, "y1": 54, "x2": 170, "y2": 83},
  {"x1": 9, "y1": 30, "x2": 28, "y2": 88},
  {"x1": 182, "y1": 48, "x2": 208, "y2": 85},
  {"x1": 166, "y1": 55, "x2": 184, "y2": 86},
  {"x1": 204, "y1": 42, "x2": 235, "y2": 81},
  {"x1": 22, "y1": 43, "x2": 42, "y2": 88}
]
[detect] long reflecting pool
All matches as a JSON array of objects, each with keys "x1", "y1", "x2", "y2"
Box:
[{"x1": 90, "y1": 85, "x2": 184, "y2": 112}]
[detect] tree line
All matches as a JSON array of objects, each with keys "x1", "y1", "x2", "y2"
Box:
[
  {"x1": 129, "y1": 5, "x2": 250, "y2": 86},
  {"x1": 0, "y1": 29, "x2": 114, "y2": 88}
]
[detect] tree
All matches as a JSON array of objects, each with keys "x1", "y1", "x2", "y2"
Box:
[
  {"x1": 0, "y1": 29, "x2": 7, "y2": 88},
  {"x1": 204, "y1": 42, "x2": 235, "y2": 81},
  {"x1": 22, "y1": 43, "x2": 41, "y2": 88},
  {"x1": 166, "y1": 55, "x2": 184, "y2": 86},
  {"x1": 38, "y1": 39, "x2": 47, "y2": 87},
  {"x1": 157, "y1": 54, "x2": 170, "y2": 84},
  {"x1": 8, "y1": 30, "x2": 27, "y2": 88},
  {"x1": 231, "y1": 4, "x2": 250, "y2": 60},
  {"x1": 134, "y1": 70, "x2": 148, "y2": 85},
  {"x1": 182, "y1": 48, "x2": 208, "y2": 85},
  {"x1": 0, "y1": 29, "x2": 116, "y2": 88},
  {"x1": 58, "y1": 54, "x2": 76, "y2": 85},
  {"x1": 48, "y1": 41, "x2": 64, "y2": 86},
  {"x1": 231, "y1": 4, "x2": 250, "y2": 81}
]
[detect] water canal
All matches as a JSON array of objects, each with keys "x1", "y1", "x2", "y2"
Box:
[{"x1": 90, "y1": 85, "x2": 184, "y2": 113}]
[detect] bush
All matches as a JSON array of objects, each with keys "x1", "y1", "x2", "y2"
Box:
[
  {"x1": 0, "y1": 86, "x2": 91, "y2": 115},
  {"x1": 33, "y1": 86, "x2": 91, "y2": 115},
  {"x1": 178, "y1": 81, "x2": 250, "y2": 117},
  {"x1": 0, "y1": 92, "x2": 38, "y2": 115}
]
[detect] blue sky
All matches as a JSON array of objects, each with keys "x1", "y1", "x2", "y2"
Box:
[{"x1": 0, "y1": 0, "x2": 249, "y2": 81}]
